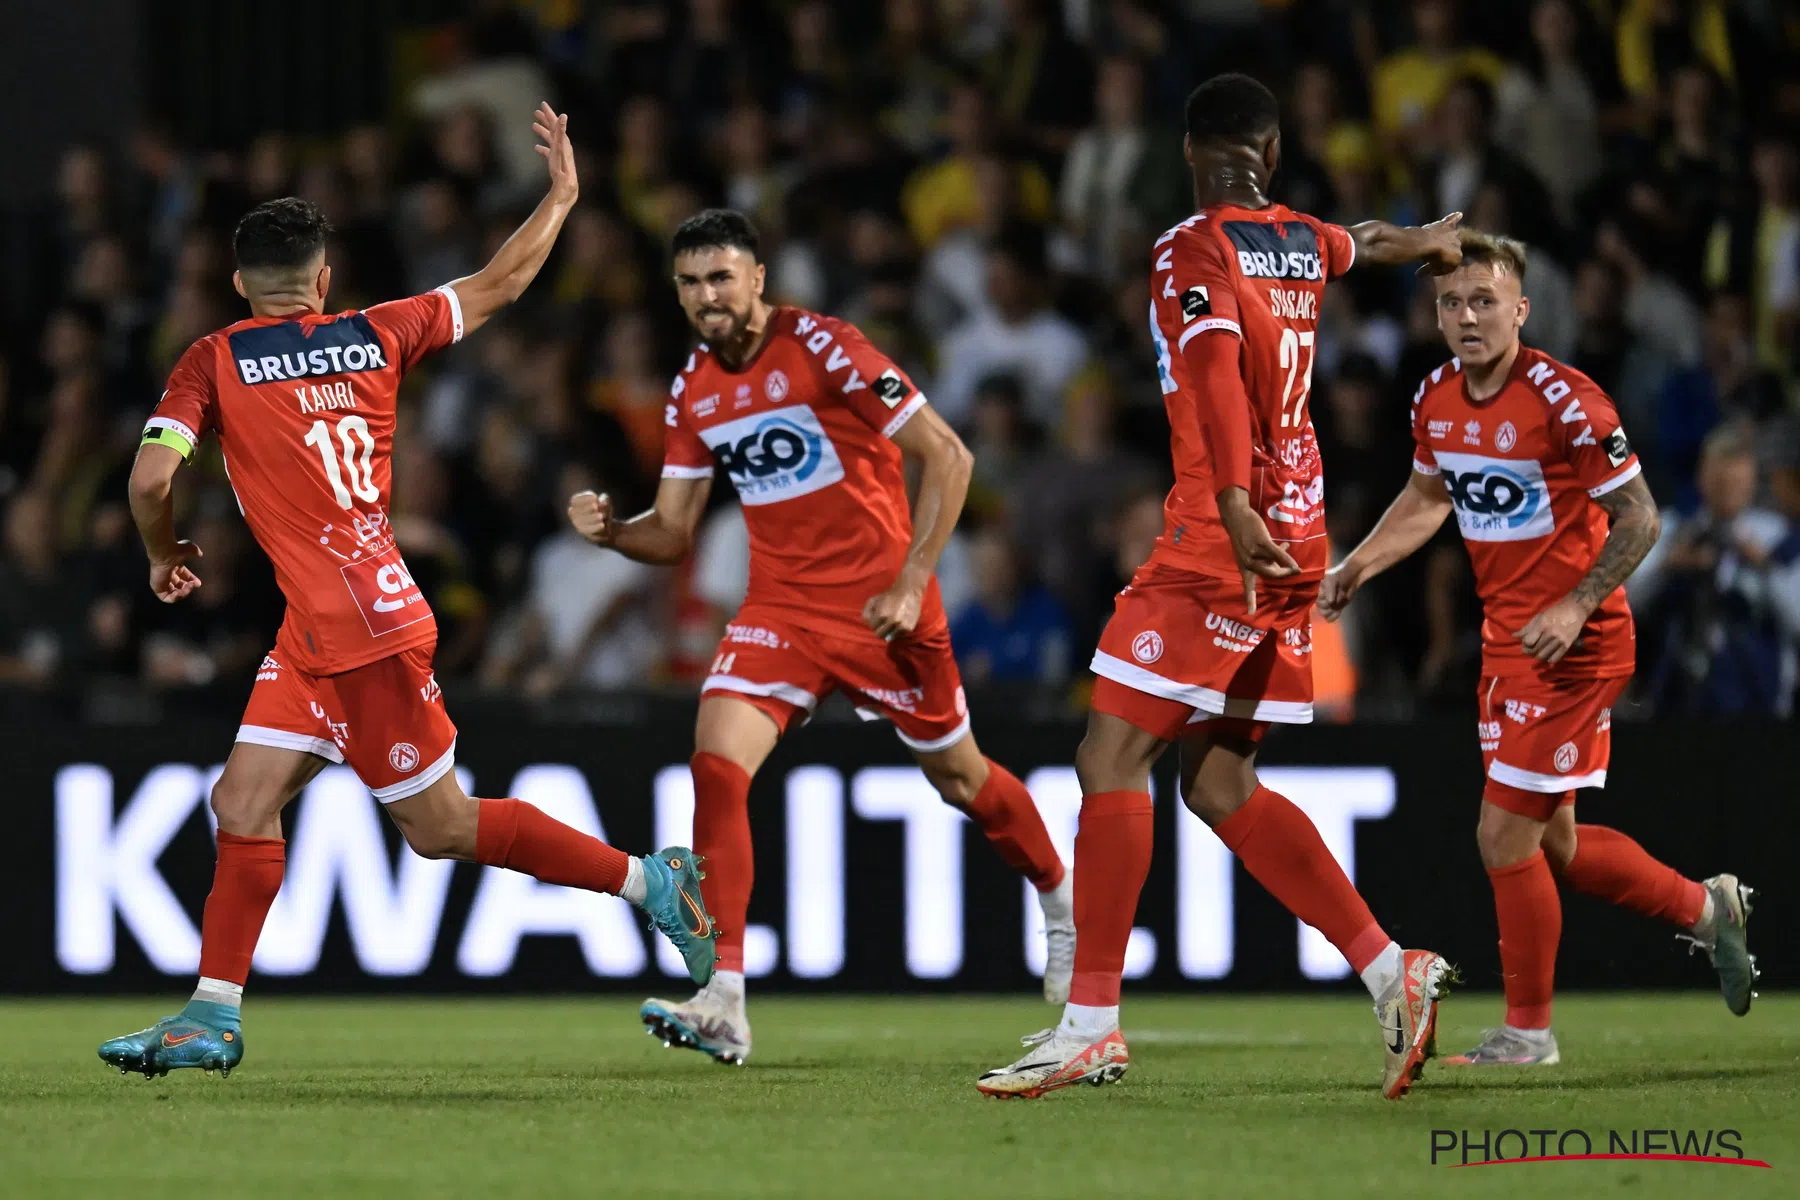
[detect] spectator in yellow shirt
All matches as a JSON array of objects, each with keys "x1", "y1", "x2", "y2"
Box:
[
  {"x1": 1371, "y1": 0, "x2": 1508, "y2": 145},
  {"x1": 902, "y1": 79, "x2": 1052, "y2": 249},
  {"x1": 1615, "y1": 0, "x2": 1736, "y2": 101}
]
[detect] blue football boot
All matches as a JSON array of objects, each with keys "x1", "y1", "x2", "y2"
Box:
[
  {"x1": 98, "y1": 1000, "x2": 244, "y2": 1078},
  {"x1": 640, "y1": 848, "x2": 718, "y2": 986}
]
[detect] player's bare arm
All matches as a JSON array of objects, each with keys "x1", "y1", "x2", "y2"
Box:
[
  {"x1": 1517, "y1": 474, "x2": 1661, "y2": 665},
  {"x1": 127, "y1": 440, "x2": 204, "y2": 603},
  {"x1": 1319, "y1": 469, "x2": 1454, "y2": 620},
  {"x1": 1348, "y1": 212, "x2": 1464, "y2": 273},
  {"x1": 570, "y1": 473, "x2": 712, "y2": 565},
  {"x1": 865, "y1": 403, "x2": 974, "y2": 640},
  {"x1": 446, "y1": 102, "x2": 577, "y2": 335}
]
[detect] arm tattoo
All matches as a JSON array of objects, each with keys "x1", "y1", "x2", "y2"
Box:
[{"x1": 1572, "y1": 475, "x2": 1661, "y2": 610}]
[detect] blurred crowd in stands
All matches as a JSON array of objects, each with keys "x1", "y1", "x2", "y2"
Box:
[{"x1": 2, "y1": 0, "x2": 1799, "y2": 720}]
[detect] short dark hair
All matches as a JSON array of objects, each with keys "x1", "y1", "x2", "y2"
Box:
[
  {"x1": 671, "y1": 208, "x2": 761, "y2": 262},
  {"x1": 1185, "y1": 73, "x2": 1280, "y2": 146},
  {"x1": 233, "y1": 197, "x2": 331, "y2": 271}
]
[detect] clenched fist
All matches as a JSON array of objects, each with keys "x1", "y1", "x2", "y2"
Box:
[{"x1": 568, "y1": 490, "x2": 616, "y2": 545}]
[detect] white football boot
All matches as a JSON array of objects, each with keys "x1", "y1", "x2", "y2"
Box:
[
  {"x1": 1375, "y1": 948, "x2": 1455, "y2": 1099},
  {"x1": 1442, "y1": 1026, "x2": 1561, "y2": 1067},
  {"x1": 639, "y1": 973, "x2": 752, "y2": 1065},
  {"x1": 1039, "y1": 871, "x2": 1076, "y2": 1004},
  {"x1": 976, "y1": 1027, "x2": 1129, "y2": 1099}
]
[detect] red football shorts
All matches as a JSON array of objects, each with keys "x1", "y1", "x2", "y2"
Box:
[
  {"x1": 701, "y1": 605, "x2": 969, "y2": 752},
  {"x1": 1089, "y1": 563, "x2": 1317, "y2": 742},
  {"x1": 236, "y1": 643, "x2": 457, "y2": 802},
  {"x1": 1478, "y1": 672, "x2": 1628, "y2": 814}
]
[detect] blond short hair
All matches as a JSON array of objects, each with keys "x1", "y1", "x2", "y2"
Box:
[{"x1": 1454, "y1": 229, "x2": 1528, "y2": 282}]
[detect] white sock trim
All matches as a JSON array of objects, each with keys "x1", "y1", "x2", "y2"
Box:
[
  {"x1": 707, "y1": 970, "x2": 747, "y2": 1003},
  {"x1": 1360, "y1": 942, "x2": 1404, "y2": 1002},
  {"x1": 192, "y1": 977, "x2": 244, "y2": 1007},
  {"x1": 1693, "y1": 890, "x2": 1716, "y2": 937},
  {"x1": 1059, "y1": 1002, "x2": 1119, "y2": 1038},
  {"x1": 621, "y1": 856, "x2": 647, "y2": 905},
  {"x1": 1502, "y1": 1023, "x2": 1554, "y2": 1043}
]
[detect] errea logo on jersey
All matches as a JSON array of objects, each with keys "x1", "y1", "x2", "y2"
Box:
[
  {"x1": 700, "y1": 404, "x2": 846, "y2": 506},
  {"x1": 1434, "y1": 451, "x2": 1554, "y2": 542}
]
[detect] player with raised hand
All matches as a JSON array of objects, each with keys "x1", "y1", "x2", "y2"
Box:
[
  {"x1": 1319, "y1": 230, "x2": 1756, "y2": 1067},
  {"x1": 99, "y1": 104, "x2": 717, "y2": 1081},
  {"x1": 570, "y1": 209, "x2": 1073, "y2": 1066},
  {"x1": 977, "y1": 73, "x2": 1465, "y2": 1102}
]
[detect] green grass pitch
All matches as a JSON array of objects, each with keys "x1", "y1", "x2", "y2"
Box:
[{"x1": 1, "y1": 994, "x2": 1794, "y2": 1198}]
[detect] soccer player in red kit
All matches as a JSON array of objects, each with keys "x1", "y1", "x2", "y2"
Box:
[
  {"x1": 977, "y1": 74, "x2": 1465, "y2": 1101},
  {"x1": 1321, "y1": 230, "x2": 1756, "y2": 1066},
  {"x1": 99, "y1": 105, "x2": 716, "y2": 1080},
  {"x1": 568, "y1": 209, "x2": 1071, "y2": 1064}
]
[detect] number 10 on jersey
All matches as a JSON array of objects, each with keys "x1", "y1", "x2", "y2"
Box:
[{"x1": 305, "y1": 415, "x2": 379, "y2": 508}]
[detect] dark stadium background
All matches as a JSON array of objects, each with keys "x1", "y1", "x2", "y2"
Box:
[{"x1": 1, "y1": 0, "x2": 1796, "y2": 995}]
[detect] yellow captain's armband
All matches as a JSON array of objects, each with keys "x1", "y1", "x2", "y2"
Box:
[{"x1": 141, "y1": 417, "x2": 198, "y2": 461}]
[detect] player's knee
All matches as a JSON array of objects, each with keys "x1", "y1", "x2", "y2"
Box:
[
  {"x1": 397, "y1": 817, "x2": 461, "y2": 861},
  {"x1": 924, "y1": 761, "x2": 982, "y2": 808},
  {"x1": 1180, "y1": 773, "x2": 1243, "y2": 826},
  {"x1": 209, "y1": 778, "x2": 273, "y2": 833},
  {"x1": 1475, "y1": 801, "x2": 1543, "y2": 869},
  {"x1": 1074, "y1": 731, "x2": 1128, "y2": 794},
  {"x1": 1180, "y1": 751, "x2": 1255, "y2": 826},
  {"x1": 1540, "y1": 822, "x2": 1577, "y2": 872}
]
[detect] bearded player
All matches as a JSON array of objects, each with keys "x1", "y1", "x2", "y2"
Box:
[
  {"x1": 977, "y1": 74, "x2": 1464, "y2": 1102},
  {"x1": 1319, "y1": 230, "x2": 1756, "y2": 1067},
  {"x1": 568, "y1": 209, "x2": 1071, "y2": 1065},
  {"x1": 99, "y1": 105, "x2": 717, "y2": 1080}
]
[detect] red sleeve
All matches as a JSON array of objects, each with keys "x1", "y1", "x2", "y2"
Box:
[
  {"x1": 142, "y1": 338, "x2": 218, "y2": 461},
  {"x1": 1158, "y1": 224, "x2": 1248, "y2": 493},
  {"x1": 364, "y1": 286, "x2": 463, "y2": 372},
  {"x1": 1319, "y1": 220, "x2": 1357, "y2": 280},
  {"x1": 1546, "y1": 371, "x2": 1641, "y2": 497},
  {"x1": 1410, "y1": 376, "x2": 1439, "y2": 474},
  {"x1": 1165, "y1": 225, "x2": 1241, "y2": 348},
  {"x1": 803, "y1": 313, "x2": 925, "y2": 438},
  {"x1": 660, "y1": 362, "x2": 715, "y2": 479},
  {"x1": 1182, "y1": 330, "x2": 1253, "y2": 493}
]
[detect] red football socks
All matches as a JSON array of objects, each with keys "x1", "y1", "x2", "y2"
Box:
[
  {"x1": 1068, "y1": 790, "x2": 1154, "y2": 1006},
  {"x1": 689, "y1": 752, "x2": 754, "y2": 974},
  {"x1": 963, "y1": 759, "x2": 1066, "y2": 891},
  {"x1": 197, "y1": 830, "x2": 286, "y2": 986},
  {"x1": 1555, "y1": 824, "x2": 1707, "y2": 929},
  {"x1": 1488, "y1": 850, "x2": 1560, "y2": 1030},
  {"x1": 1213, "y1": 785, "x2": 1390, "y2": 974},
  {"x1": 475, "y1": 797, "x2": 630, "y2": 895}
]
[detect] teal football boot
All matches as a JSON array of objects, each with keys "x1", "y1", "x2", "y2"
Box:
[
  {"x1": 640, "y1": 848, "x2": 718, "y2": 986},
  {"x1": 98, "y1": 1000, "x2": 244, "y2": 1078}
]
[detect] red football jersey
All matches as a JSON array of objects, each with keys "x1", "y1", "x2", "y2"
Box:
[
  {"x1": 1146, "y1": 203, "x2": 1357, "y2": 582},
  {"x1": 1411, "y1": 346, "x2": 1641, "y2": 679},
  {"x1": 661, "y1": 307, "x2": 931, "y2": 632},
  {"x1": 143, "y1": 287, "x2": 464, "y2": 674}
]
